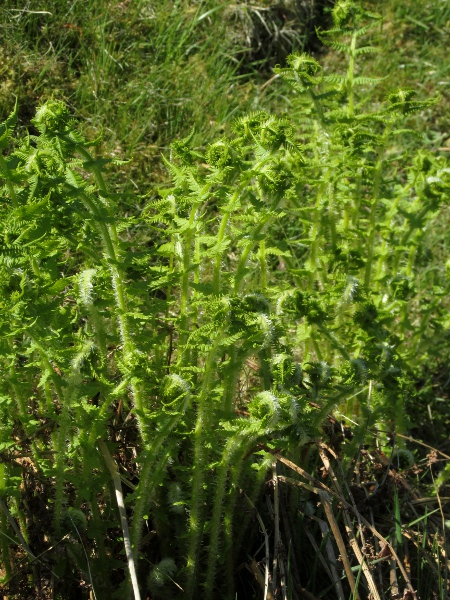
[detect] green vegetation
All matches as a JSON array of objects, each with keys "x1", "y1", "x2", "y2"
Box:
[
  {"x1": 0, "y1": 0, "x2": 321, "y2": 189},
  {"x1": 0, "y1": 1, "x2": 449, "y2": 599}
]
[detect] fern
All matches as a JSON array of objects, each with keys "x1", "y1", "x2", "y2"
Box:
[{"x1": 0, "y1": 2, "x2": 449, "y2": 598}]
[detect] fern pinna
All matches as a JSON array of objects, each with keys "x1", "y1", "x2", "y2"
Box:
[{"x1": 0, "y1": 2, "x2": 449, "y2": 598}]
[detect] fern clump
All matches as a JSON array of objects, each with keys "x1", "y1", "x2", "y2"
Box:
[{"x1": 0, "y1": 1, "x2": 448, "y2": 598}]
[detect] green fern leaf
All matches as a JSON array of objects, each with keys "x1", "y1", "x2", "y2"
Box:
[
  {"x1": 353, "y1": 76, "x2": 385, "y2": 86},
  {"x1": 354, "y1": 45, "x2": 379, "y2": 55}
]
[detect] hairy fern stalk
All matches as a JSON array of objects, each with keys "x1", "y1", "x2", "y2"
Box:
[{"x1": 0, "y1": 2, "x2": 449, "y2": 598}]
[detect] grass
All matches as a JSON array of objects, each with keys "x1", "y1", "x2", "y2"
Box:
[
  {"x1": 0, "y1": 0, "x2": 325, "y2": 193},
  {"x1": 2, "y1": 0, "x2": 449, "y2": 159}
]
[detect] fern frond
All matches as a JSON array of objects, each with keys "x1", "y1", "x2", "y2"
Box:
[
  {"x1": 354, "y1": 23, "x2": 378, "y2": 37},
  {"x1": 353, "y1": 76, "x2": 385, "y2": 86},
  {"x1": 323, "y1": 74, "x2": 347, "y2": 85},
  {"x1": 354, "y1": 45, "x2": 379, "y2": 55},
  {"x1": 325, "y1": 40, "x2": 351, "y2": 54}
]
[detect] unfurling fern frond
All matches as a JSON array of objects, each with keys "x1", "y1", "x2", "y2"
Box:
[
  {"x1": 386, "y1": 88, "x2": 440, "y2": 115},
  {"x1": 274, "y1": 53, "x2": 323, "y2": 92}
]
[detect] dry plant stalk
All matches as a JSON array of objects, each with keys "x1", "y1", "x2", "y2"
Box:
[
  {"x1": 271, "y1": 448, "x2": 417, "y2": 599},
  {"x1": 318, "y1": 446, "x2": 381, "y2": 600},
  {"x1": 317, "y1": 489, "x2": 359, "y2": 597},
  {"x1": 97, "y1": 440, "x2": 141, "y2": 600}
]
